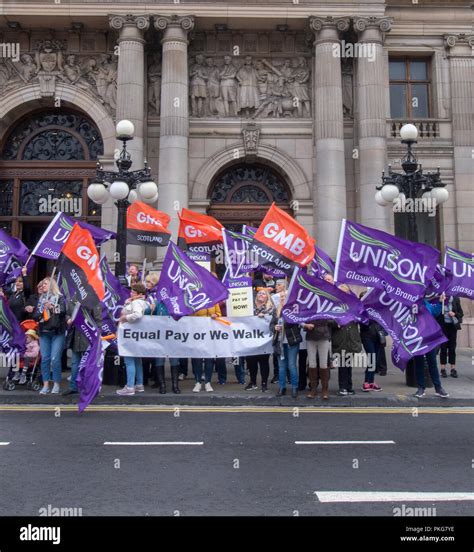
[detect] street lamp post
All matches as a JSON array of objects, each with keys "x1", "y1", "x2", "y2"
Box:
[
  {"x1": 87, "y1": 120, "x2": 158, "y2": 284},
  {"x1": 375, "y1": 123, "x2": 449, "y2": 386}
]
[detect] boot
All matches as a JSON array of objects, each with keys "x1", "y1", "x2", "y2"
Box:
[
  {"x1": 171, "y1": 365, "x2": 181, "y2": 394},
  {"x1": 320, "y1": 368, "x2": 330, "y2": 400},
  {"x1": 306, "y1": 367, "x2": 319, "y2": 398},
  {"x1": 155, "y1": 366, "x2": 166, "y2": 394}
]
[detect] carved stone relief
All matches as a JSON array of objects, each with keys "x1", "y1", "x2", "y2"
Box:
[
  {"x1": 187, "y1": 54, "x2": 312, "y2": 119},
  {"x1": 0, "y1": 37, "x2": 117, "y2": 113}
]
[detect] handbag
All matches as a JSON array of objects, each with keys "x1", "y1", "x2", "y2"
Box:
[{"x1": 377, "y1": 329, "x2": 387, "y2": 346}]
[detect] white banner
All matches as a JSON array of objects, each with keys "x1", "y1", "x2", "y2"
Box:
[{"x1": 118, "y1": 315, "x2": 274, "y2": 358}]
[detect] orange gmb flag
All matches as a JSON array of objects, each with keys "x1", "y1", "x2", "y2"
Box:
[
  {"x1": 57, "y1": 223, "x2": 105, "y2": 309},
  {"x1": 254, "y1": 203, "x2": 315, "y2": 268},
  {"x1": 178, "y1": 208, "x2": 223, "y2": 256},
  {"x1": 126, "y1": 201, "x2": 171, "y2": 246}
]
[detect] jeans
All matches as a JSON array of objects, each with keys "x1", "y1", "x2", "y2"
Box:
[
  {"x1": 70, "y1": 350, "x2": 83, "y2": 392},
  {"x1": 192, "y1": 358, "x2": 213, "y2": 384},
  {"x1": 234, "y1": 357, "x2": 246, "y2": 384},
  {"x1": 39, "y1": 333, "x2": 66, "y2": 384},
  {"x1": 215, "y1": 358, "x2": 227, "y2": 384},
  {"x1": 155, "y1": 358, "x2": 179, "y2": 368},
  {"x1": 414, "y1": 350, "x2": 441, "y2": 390},
  {"x1": 124, "y1": 357, "x2": 143, "y2": 388},
  {"x1": 361, "y1": 336, "x2": 380, "y2": 384},
  {"x1": 278, "y1": 343, "x2": 299, "y2": 389}
]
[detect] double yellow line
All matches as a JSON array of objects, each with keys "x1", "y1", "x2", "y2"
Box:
[{"x1": 0, "y1": 405, "x2": 473, "y2": 414}]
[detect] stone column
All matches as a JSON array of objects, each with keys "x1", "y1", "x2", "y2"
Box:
[
  {"x1": 109, "y1": 14, "x2": 149, "y2": 166},
  {"x1": 154, "y1": 15, "x2": 195, "y2": 239},
  {"x1": 354, "y1": 16, "x2": 392, "y2": 232},
  {"x1": 109, "y1": 14, "x2": 150, "y2": 266},
  {"x1": 310, "y1": 16, "x2": 350, "y2": 258},
  {"x1": 444, "y1": 34, "x2": 474, "y2": 253}
]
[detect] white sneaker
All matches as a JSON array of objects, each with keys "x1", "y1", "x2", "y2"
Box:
[
  {"x1": 12, "y1": 372, "x2": 20, "y2": 382},
  {"x1": 178, "y1": 373, "x2": 185, "y2": 381},
  {"x1": 19, "y1": 373, "x2": 27, "y2": 385},
  {"x1": 39, "y1": 385, "x2": 50, "y2": 395},
  {"x1": 205, "y1": 382, "x2": 214, "y2": 392},
  {"x1": 192, "y1": 382, "x2": 202, "y2": 393},
  {"x1": 51, "y1": 383, "x2": 60, "y2": 394},
  {"x1": 67, "y1": 375, "x2": 71, "y2": 382},
  {"x1": 116, "y1": 386, "x2": 135, "y2": 396},
  {"x1": 135, "y1": 384, "x2": 145, "y2": 393}
]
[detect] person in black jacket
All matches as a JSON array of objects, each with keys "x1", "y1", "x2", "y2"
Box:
[
  {"x1": 270, "y1": 290, "x2": 301, "y2": 398},
  {"x1": 3, "y1": 268, "x2": 31, "y2": 322},
  {"x1": 330, "y1": 284, "x2": 363, "y2": 396},
  {"x1": 34, "y1": 277, "x2": 68, "y2": 395},
  {"x1": 437, "y1": 293, "x2": 464, "y2": 378}
]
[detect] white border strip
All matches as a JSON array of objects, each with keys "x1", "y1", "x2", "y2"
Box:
[
  {"x1": 0, "y1": 442, "x2": 10, "y2": 446},
  {"x1": 296, "y1": 440, "x2": 395, "y2": 445},
  {"x1": 315, "y1": 491, "x2": 474, "y2": 503},
  {"x1": 103, "y1": 441, "x2": 204, "y2": 446}
]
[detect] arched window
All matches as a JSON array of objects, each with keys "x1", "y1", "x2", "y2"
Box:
[
  {"x1": 208, "y1": 163, "x2": 292, "y2": 230},
  {"x1": 0, "y1": 109, "x2": 104, "y2": 278}
]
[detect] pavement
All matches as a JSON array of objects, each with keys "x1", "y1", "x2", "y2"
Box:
[{"x1": 0, "y1": 349, "x2": 472, "y2": 407}]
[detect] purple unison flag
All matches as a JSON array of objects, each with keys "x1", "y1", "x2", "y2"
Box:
[
  {"x1": 362, "y1": 288, "x2": 447, "y2": 371},
  {"x1": 444, "y1": 246, "x2": 474, "y2": 299},
  {"x1": 308, "y1": 246, "x2": 335, "y2": 278},
  {"x1": 282, "y1": 268, "x2": 368, "y2": 326},
  {"x1": 157, "y1": 242, "x2": 229, "y2": 320},
  {"x1": 334, "y1": 219, "x2": 439, "y2": 306},
  {"x1": 424, "y1": 264, "x2": 453, "y2": 301},
  {"x1": 100, "y1": 256, "x2": 128, "y2": 352},
  {"x1": 0, "y1": 230, "x2": 32, "y2": 286},
  {"x1": 0, "y1": 296, "x2": 26, "y2": 360},
  {"x1": 222, "y1": 269, "x2": 253, "y2": 290},
  {"x1": 31, "y1": 212, "x2": 116, "y2": 261},
  {"x1": 223, "y1": 229, "x2": 258, "y2": 278},
  {"x1": 73, "y1": 306, "x2": 104, "y2": 413},
  {"x1": 101, "y1": 256, "x2": 128, "y2": 321}
]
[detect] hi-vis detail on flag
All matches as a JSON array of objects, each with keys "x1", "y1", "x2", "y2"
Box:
[
  {"x1": 177, "y1": 208, "x2": 223, "y2": 256},
  {"x1": 126, "y1": 201, "x2": 171, "y2": 246},
  {"x1": 251, "y1": 203, "x2": 315, "y2": 274},
  {"x1": 57, "y1": 224, "x2": 105, "y2": 309}
]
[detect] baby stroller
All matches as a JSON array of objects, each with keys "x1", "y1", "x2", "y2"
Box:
[{"x1": 2, "y1": 319, "x2": 42, "y2": 391}]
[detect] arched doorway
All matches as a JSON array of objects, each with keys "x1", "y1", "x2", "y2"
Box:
[
  {"x1": 207, "y1": 162, "x2": 292, "y2": 231},
  {"x1": 0, "y1": 108, "x2": 104, "y2": 280}
]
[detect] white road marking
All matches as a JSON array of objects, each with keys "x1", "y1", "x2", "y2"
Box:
[
  {"x1": 296, "y1": 440, "x2": 395, "y2": 445},
  {"x1": 0, "y1": 442, "x2": 10, "y2": 446},
  {"x1": 103, "y1": 441, "x2": 204, "y2": 446},
  {"x1": 315, "y1": 491, "x2": 474, "y2": 503}
]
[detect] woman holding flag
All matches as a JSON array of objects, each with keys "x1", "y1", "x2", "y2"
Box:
[
  {"x1": 271, "y1": 290, "x2": 302, "y2": 398},
  {"x1": 34, "y1": 277, "x2": 67, "y2": 395},
  {"x1": 117, "y1": 283, "x2": 149, "y2": 396}
]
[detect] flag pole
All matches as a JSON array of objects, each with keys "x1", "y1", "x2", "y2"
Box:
[{"x1": 141, "y1": 258, "x2": 147, "y2": 283}]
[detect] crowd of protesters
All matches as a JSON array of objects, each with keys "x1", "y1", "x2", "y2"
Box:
[{"x1": 1, "y1": 263, "x2": 460, "y2": 399}]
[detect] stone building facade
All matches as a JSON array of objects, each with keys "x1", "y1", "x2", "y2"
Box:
[{"x1": 0, "y1": 0, "x2": 472, "y2": 343}]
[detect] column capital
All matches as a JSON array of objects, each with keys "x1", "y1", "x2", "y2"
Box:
[
  {"x1": 309, "y1": 16, "x2": 350, "y2": 38},
  {"x1": 109, "y1": 14, "x2": 150, "y2": 32},
  {"x1": 444, "y1": 34, "x2": 474, "y2": 56},
  {"x1": 353, "y1": 17, "x2": 392, "y2": 44},
  {"x1": 154, "y1": 15, "x2": 195, "y2": 34}
]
